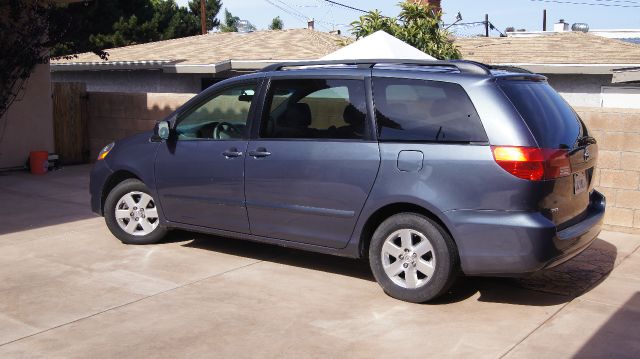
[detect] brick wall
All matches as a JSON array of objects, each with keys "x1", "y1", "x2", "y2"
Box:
[{"x1": 577, "y1": 107, "x2": 640, "y2": 233}]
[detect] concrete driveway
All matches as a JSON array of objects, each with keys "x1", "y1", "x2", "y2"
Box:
[{"x1": 0, "y1": 165, "x2": 638, "y2": 358}]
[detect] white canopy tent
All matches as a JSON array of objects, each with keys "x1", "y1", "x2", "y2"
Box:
[{"x1": 321, "y1": 30, "x2": 436, "y2": 61}]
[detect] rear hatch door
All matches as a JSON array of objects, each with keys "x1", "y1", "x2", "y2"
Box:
[{"x1": 499, "y1": 79, "x2": 597, "y2": 227}]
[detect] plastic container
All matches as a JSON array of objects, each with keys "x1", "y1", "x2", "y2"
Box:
[{"x1": 29, "y1": 151, "x2": 49, "y2": 175}]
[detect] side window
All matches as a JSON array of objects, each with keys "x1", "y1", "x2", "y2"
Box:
[
  {"x1": 373, "y1": 78, "x2": 488, "y2": 143},
  {"x1": 261, "y1": 79, "x2": 368, "y2": 140},
  {"x1": 176, "y1": 83, "x2": 257, "y2": 140}
]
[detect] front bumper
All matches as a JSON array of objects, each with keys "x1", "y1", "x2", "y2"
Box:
[
  {"x1": 446, "y1": 190, "x2": 606, "y2": 276},
  {"x1": 89, "y1": 159, "x2": 114, "y2": 216}
]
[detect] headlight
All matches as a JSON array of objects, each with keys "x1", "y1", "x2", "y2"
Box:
[{"x1": 97, "y1": 142, "x2": 115, "y2": 160}]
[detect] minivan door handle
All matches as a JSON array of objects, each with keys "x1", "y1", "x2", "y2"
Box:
[
  {"x1": 248, "y1": 147, "x2": 271, "y2": 158},
  {"x1": 222, "y1": 148, "x2": 243, "y2": 158}
]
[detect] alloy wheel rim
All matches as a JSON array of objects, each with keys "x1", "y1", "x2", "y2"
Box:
[
  {"x1": 381, "y1": 228, "x2": 436, "y2": 289},
  {"x1": 115, "y1": 191, "x2": 159, "y2": 236}
]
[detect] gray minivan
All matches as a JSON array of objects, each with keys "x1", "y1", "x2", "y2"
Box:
[{"x1": 90, "y1": 60, "x2": 605, "y2": 303}]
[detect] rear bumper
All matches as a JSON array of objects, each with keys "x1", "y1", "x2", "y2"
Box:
[{"x1": 446, "y1": 190, "x2": 606, "y2": 276}]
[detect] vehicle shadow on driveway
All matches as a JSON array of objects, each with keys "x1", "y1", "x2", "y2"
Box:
[
  {"x1": 170, "y1": 230, "x2": 376, "y2": 282},
  {"x1": 440, "y1": 239, "x2": 617, "y2": 306},
  {"x1": 169, "y1": 231, "x2": 617, "y2": 307}
]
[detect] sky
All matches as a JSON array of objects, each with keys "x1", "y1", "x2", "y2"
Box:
[{"x1": 175, "y1": 0, "x2": 640, "y2": 36}]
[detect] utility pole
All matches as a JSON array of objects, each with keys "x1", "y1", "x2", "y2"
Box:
[
  {"x1": 485, "y1": 14, "x2": 489, "y2": 37},
  {"x1": 543, "y1": 9, "x2": 547, "y2": 31},
  {"x1": 200, "y1": 0, "x2": 207, "y2": 35}
]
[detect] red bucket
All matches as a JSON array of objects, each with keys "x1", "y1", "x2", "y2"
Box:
[{"x1": 29, "y1": 151, "x2": 49, "y2": 175}]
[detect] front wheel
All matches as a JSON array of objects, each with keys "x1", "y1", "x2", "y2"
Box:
[
  {"x1": 369, "y1": 213, "x2": 458, "y2": 303},
  {"x1": 104, "y1": 179, "x2": 168, "y2": 245}
]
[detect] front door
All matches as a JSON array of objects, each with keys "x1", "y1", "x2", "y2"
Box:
[
  {"x1": 155, "y1": 81, "x2": 259, "y2": 233},
  {"x1": 244, "y1": 77, "x2": 380, "y2": 248}
]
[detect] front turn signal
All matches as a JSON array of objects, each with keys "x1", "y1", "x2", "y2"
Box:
[{"x1": 97, "y1": 142, "x2": 115, "y2": 161}]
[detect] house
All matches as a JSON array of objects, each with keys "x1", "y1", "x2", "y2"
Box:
[
  {"x1": 507, "y1": 26, "x2": 640, "y2": 46},
  {"x1": 51, "y1": 29, "x2": 343, "y2": 94},
  {"x1": 456, "y1": 31, "x2": 640, "y2": 108}
]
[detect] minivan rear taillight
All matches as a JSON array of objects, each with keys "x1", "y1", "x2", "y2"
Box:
[{"x1": 491, "y1": 146, "x2": 571, "y2": 181}]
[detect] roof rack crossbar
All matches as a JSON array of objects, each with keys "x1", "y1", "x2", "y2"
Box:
[{"x1": 261, "y1": 59, "x2": 492, "y2": 75}]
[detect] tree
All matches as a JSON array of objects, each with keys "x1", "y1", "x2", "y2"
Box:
[
  {"x1": 163, "y1": 6, "x2": 201, "y2": 39},
  {"x1": 51, "y1": 0, "x2": 222, "y2": 56},
  {"x1": 0, "y1": 1, "x2": 74, "y2": 122},
  {"x1": 220, "y1": 8, "x2": 239, "y2": 32},
  {"x1": 350, "y1": 1, "x2": 461, "y2": 60},
  {"x1": 187, "y1": 0, "x2": 222, "y2": 31},
  {"x1": 269, "y1": 16, "x2": 284, "y2": 30},
  {"x1": 2, "y1": 0, "x2": 225, "y2": 132},
  {"x1": 51, "y1": 0, "x2": 156, "y2": 56}
]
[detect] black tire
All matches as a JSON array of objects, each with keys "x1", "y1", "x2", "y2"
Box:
[
  {"x1": 104, "y1": 178, "x2": 168, "y2": 245},
  {"x1": 369, "y1": 213, "x2": 458, "y2": 303}
]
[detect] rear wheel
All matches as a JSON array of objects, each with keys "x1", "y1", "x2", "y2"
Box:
[
  {"x1": 104, "y1": 179, "x2": 167, "y2": 244},
  {"x1": 369, "y1": 213, "x2": 458, "y2": 303}
]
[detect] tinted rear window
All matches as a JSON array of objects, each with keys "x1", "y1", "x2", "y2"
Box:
[
  {"x1": 373, "y1": 78, "x2": 488, "y2": 143},
  {"x1": 499, "y1": 81, "x2": 582, "y2": 149}
]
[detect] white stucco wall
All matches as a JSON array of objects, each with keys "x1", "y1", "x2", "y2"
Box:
[
  {"x1": 51, "y1": 70, "x2": 204, "y2": 93},
  {"x1": 601, "y1": 87, "x2": 640, "y2": 109}
]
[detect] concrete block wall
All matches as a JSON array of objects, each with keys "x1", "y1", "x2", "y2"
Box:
[
  {"x1": 87, "y1": 92, "x2": 195, "y2": 158},
  {"x1": 577, "y1": 107, "x2": 640, "y2": 233}
]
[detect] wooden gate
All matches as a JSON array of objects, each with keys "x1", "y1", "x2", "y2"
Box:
[{"x1": 52, "y1": 82, "x2": 89, "y2": 164}]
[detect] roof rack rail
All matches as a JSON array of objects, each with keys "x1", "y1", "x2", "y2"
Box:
[
  {"x1": 455, "y1": 60, "x2": 533, "y2": 74},
  {"x1": 261, "y1": 59, "x2": 492, "y2": 75}
]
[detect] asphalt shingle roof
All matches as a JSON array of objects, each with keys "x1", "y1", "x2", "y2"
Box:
[
  {"x1": 455, "y1": 32, "x2": 640, "y2": 65},
  {"x1": 53, "y1": 29, "x2": 344, "y2": 65},
  {"x1": 53, "y1": 30, "x2": 640, "y2": 67}
]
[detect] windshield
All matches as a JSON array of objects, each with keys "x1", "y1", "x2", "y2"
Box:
[{"x1": 499, "y1": 80, "x2": 582, "y2": 149}]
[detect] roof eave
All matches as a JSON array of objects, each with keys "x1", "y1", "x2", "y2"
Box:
[
  {"x1": 50, "y1": 60, "x2": 175, "y2": 72},
  {"x1": 51, "y1": 59, "x2": 305, "y2": 73},
  {"x1": 164, "y1": 59, "x2": 308, "y2": 73},
  {"x1": 613, "y1": 67, "x2": 640, "y2": 83}
]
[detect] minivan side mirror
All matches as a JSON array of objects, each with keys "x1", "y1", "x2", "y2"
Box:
[{"x1": 152, "y1": 120, "x2": 171, "y2": 142}]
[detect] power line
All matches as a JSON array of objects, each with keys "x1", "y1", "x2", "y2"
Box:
[
  {"x1": 446, "y1": 21, "x2": 487, "y2": 26},
  {"x1": 530, "y1": 0, "x2": 640, "y2": 7},
  {"x1": 274, "y1": 0, "x2": 308, "y2": 20},
  {"x1": 320, "y1": 0, "x2": 368, "y2": 13},
  {"x1": 589, "y1": 0, "x2": 640, "y2": 4},
  {"x1": 488, "y1": 21, "x2": 506, "y2": 36},
  {"x1": 263, "y1": 0, "x2": 308, "y2": 23},
  {"x1": 447, "y1": 21, "x2": 506, "y2": 36},
  {"x1": 264, "y1": 0, "x2": 333, "y2": 31}
]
